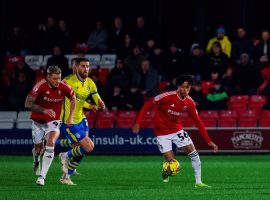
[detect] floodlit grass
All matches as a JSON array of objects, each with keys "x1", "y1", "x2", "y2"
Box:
[{"x1": 0, "y1": 155, "x2": 269, "y2": 200}]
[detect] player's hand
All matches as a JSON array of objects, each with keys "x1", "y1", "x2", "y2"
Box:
[
  {"x1": 98, "y1": 99, "x2": 106, "y2": 110},
  {"x1": 43, "y1": 109, "x2": 56, "y2": 118},
  {"x1": 132, "y1": 123, "x2": 140, "y2": 134},
  {"x1": 90, "y1": 104, "x2": 99, "y2": 112},
  {"x1": 208, "y1": 141, "x2": 218, "y2": 152},
  {"x1": 66, "y1": 117, "x2": 73, "y2": 126}
]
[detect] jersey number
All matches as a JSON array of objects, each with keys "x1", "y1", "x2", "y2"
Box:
[{"x1": 177, "y1": 131, "x2": 189, "y2": 141}]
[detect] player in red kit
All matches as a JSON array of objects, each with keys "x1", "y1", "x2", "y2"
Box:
[
  {"x1": 25, "y1": 65, "x2": 76, "y2": 186},
  {"x1": 132, "y1": 74, "x2": 218, "y2": 188}
]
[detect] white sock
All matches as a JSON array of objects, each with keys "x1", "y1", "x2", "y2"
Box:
[
  {"x1": 32, "y1": 148, "x2": 40, "y2": 163},
  {"x1": 40, "y1": 146, "x2": 54, "y2": 179},
  {"x1": 188, "y1": 150, "x2": 202, "y2": 184}
]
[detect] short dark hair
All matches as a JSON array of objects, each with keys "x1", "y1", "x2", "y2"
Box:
[
  {"x1": 75, "y1": 58, "x2": 90, "y2": 65},
  {"x1": 47, "y1": 65, "x2": 61, "y2": 75},
  {"x1": 176, "y1": 74, "x2": 193, "y2": 86}
]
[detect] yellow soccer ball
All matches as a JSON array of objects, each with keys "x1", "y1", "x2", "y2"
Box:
[{"x1": 162, "y1": 159, "x2": 180, "y2": 176}]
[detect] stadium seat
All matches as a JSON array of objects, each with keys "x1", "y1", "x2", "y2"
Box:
[
  {"x1": 182, "y1": 117, "x2": 194, "y2": 127},
  {"x1": 92, "y1": 68, "x2": 110, "y2": 84},
  {"x1": 238, "y1": 119, "x2": 257, "y2": 127},
  {"x1": 117, "y1": 111, "x2": 137, "y2": 119},
  {"x1": 0, "y1": 111, "x2": 17, "y2": 129},
  {"x1": 218, "y1": 119, "x2": 237, "y2": 127},
  {"x1": 238, "y1": 110, "x2": 258, "y2": 120},
  {"x1": 219, "y1": 110, "x2": 238, "y2": 119},
  {"x1": 199, "y1": 110, "x2": 219, "y2": 120},
  {"x1": 35, "y1": 69, "x2": 45, "y2": 82},
  {"x1": 16, "y1": 119, "x2": 32, "y2": 129},
  {"x1": 84, "y1": 111, "x2": 97, "y2": 128},
  {"x1": 200, "y1": 118, "x2": 217, "y2": 127},
  {"x1": 228, "y1": 104, "x2": 247, "y2": 113},
  {"x1": 97, "y1": 111, "x2": 116, "y2": 119},
  {"x1": 116, "y1": 118, "x2": 135, "y2": 128},
  {"x1": 258, "y1": 120, "x2": 270, "y2": 127},
  {"x1": 85, "y1": 54, "x2": 101, "y2": 68},
  {"x1": 25, "y1": 55, "x2": 43, "y2": 70},
  {"x1": 100, "y1": 54, "x2": 117, "y2": 69},
  {"x1": 260, "y1": 110, "x2": 270, "y2": 118},
  {"x1": 96, "y1": 118, "x2": 114, "y2": 128},
  {"x1": 201, "y1": 81, "x2": 214, "y2": 95},
  {"x1": 249, "y1": 95, "x2": 268, "y2": 111},
  {"x1": 229, "y1": 95, "x2": 249, "y2": 105},
  {"x1": 17, "y1": 111, "x2": 31, "y2": 119}
]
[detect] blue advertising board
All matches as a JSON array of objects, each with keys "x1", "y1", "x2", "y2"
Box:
[{"x1": 0, "y1": 129, "x2": 159, "y2": 155}]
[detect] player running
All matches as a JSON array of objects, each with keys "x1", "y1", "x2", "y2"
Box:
[
  {"x1": 58, "y1": 57, "x2": 106, "y2": 185},
  {"x1": 132, "y1": 74, "x2": 218, "y2": 188},
  {"x1": 25, "y1": 65, "x2": 76, "y2": 186}
]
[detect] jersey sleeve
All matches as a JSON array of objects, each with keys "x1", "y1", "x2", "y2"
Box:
[
  {"x1": 188, "y1": 98, "x2": 212, "y2": 144},
  {"x1": 28, "y1": 80, "x2": 45, "y2": 97},
  {"x1": 62, "y1": 82, "x2": 75, "y2": 99},
  {"x1": 88, "y1": 81, "x2": 102, "y2": 106}
]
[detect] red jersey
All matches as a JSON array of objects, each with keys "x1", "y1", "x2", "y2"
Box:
[
  {"x1": 28, "y1": 79, "x2": 75, "y2": 123},
  {"x1": 136, "y1": 91, "x2": 211, "y2": 144}
]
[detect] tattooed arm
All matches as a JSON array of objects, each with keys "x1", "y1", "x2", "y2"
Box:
[{"x1": 25, "y1": 95, "x2": 55, "y2": 118}]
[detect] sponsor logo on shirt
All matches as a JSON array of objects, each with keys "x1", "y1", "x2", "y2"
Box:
[
  {"x1": 167, "y1": 109, "x2": 182, "y2": 116},
  {"x1": 43, "y1": 96, "x2": 62, "y2": 102},
  {"x1": 170, "y1": 104, "x2": 175, "y2": 107}
]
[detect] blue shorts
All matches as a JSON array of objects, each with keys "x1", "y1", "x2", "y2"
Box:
[{"x1": 60, "y1": 119, "x2": 89, "y2": 143}]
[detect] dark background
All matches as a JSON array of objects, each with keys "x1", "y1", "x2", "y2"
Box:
[{"x1": 0, "y1": 0, "x2": 269, "y2": 52}]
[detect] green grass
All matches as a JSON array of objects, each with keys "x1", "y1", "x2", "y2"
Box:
[{"x1": 0, "y1": 155, "x2": 270, "y2": 200}]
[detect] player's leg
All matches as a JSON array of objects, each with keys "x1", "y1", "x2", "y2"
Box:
[
  {"x1": 31, "y1": 121, "x2": 45, "y2": 176},
  {"x1": 178, "y1": 130, "x2": 211, "y2": 188},
  {"x1": 37, "y1": 120, "x2": 60, "y2": 186},
  {"x1": 157, "y1": 134, "x2": 175, "y2": 182},
  {"x1": 56, "y1": 138, "x2": 73, "y2": 148}
]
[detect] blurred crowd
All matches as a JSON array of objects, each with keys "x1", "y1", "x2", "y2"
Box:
[{"x1": 1, "y1": 16, "x2": 270, "y2": 111}]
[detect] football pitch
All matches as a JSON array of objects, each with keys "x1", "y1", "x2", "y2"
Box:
[{"x1": 0, "y1": 155, "x2": 269, "y2": 200}]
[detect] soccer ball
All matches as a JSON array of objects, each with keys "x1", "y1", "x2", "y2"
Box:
[{"x1": 162, "y1": 159, "x2": 180, "y2": 176}]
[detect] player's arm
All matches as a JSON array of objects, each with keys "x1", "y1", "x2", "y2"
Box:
[
  {"x1": 91, "y1": 92, "x2": 106, "y2": 110},
  {"x1": 132, "y1": 99, "x2": 155, "y2": 134},
  {"x1": 188, "y1": 106, "x2": 218, "y2": 152},
  {"x1": 66, "y1": 95, "x2": 76, "y2": 126},
  {"x1": 25, "y1": 95, "x2": 55, "y2": 118},
  {"x1": 83, "y1": 101, "x2": 99, "y2": 112}
]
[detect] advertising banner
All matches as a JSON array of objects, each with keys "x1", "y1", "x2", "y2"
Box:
[{"x1": 0, "y1": 128, "x2": 269, "y2": 155}]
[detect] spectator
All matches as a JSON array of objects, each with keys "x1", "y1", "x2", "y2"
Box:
[
  {"x1": 231, "y1": 27, "x2": 254, "y2": 63},
  {"x1": 107, "y1": 85, "x2": 126, "y2": 111},
  {"x1": 118, "y1": 34, "x2": 134, "y2": 59},
  {"x1": 132, "y1": 59, "x2": 159, "y2": 97},
  {"x1": 87, "y1": 21, "x2": 108, "y2": 54},
  {"x1": 46, "y1": 46, "x2": 69, "y2": 78},
  {"x1": 231, "y1": 53, "x2": 262, "y2": 95},
  {"x1": 124, "y1": 83, "x2": 144, "y2": 111},
  {"x1": 125, "y1": 45, "x2": 146, "y2": 74},
  {"x1": 205, "y1": 80, "x2": 228, "y2": 110},
  {"x1": 206, "y1": 41, "x2": 229, "y2": 79},
  {"x1": 132, "y1": 16, "x2": 151, "y2": 49},
  {"x1": 255, "y1": 30, "x2": 270, "y2": 68},
  {"x1": 109, "y1": 17, "x2": 126, "y2": 54},
  {"x1": 189, "y1": 81, "x2": 205, "y2": 111},
  {"x1": 57, "y1": 19, "x2": 72, "y2": 54},
  {"x1": 206, "y1": 26, "x2": 232, "y2": 58},
  {"x1": 187, "y1": 43, "x2": 206, "y2": 81}
]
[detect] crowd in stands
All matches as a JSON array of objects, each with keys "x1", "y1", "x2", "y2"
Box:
[{"x1": 1, "y1": 16, "x2": 270, "y2": 113}]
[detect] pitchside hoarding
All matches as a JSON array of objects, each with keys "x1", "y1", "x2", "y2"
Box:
[{"x1": 0, "y1": 128, "x2": 269, "y2": 155}]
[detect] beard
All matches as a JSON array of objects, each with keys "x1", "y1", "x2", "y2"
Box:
[{"x1": 78, "y1": 71, "x2": 88, "y2": 79}]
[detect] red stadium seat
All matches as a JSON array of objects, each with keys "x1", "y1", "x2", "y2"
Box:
[
  {"x1": 182, "y1": 118, "x2": 194, "y2": 127},
  {"x1": 96, "y1": 118, "x2": 114, "y2": 128},
  {"x1": 228, "y1": 104, "x2": 247, "y2": 113},
  {"x1": 260, "y1": 110, "x2": 270, "y2": 118},
  {"x1": 159, "y1": 81, "x2": 169, "y2": 92},
  {"x1": 249, "y1": 95, "x2": 268, "y2": 111},
  {"x1": 238, "y1": 110, "x2": 258, "y2": 120},
  {"x1": 199, "y1": 110, "x2": 219, "y2": 120},
  {"x1": 218, "y1": 119, "x2": 237, "y2": 127},
  {"x1": 98, "y1": 111, "x2": 116, "y2": 119},
  {"x1": 84, "y1": 110, "x2": 97, "y2": 128},
  {"x1": 200, "y1": 119, "x2": 216, "y2": 127},
  {"x1": 229, "y1": 95, "x2": 249, "y2": 105},
  {"x1": 258, "y1": 120, "x2": 270, "y2": 127},
  {"x1": 201, "y1": 81, "x2": 214, "y2": 95},
  {"x1": 116, "y1": 118, "x2": 135, "y2": 128},
  {"x1": 220, "y1": 110, "x2": 238, "y2": 119},
  {"x1": 238, "y1": 119, "x2": 257, "y2": 127},
  {"x1": 117, "y1": 111, "x2": 137, "y2": 119}
]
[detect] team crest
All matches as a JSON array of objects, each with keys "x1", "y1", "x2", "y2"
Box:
[
  {"x1": 183, "y1": 105, "x2": 188, "y2": 111},
  {"x1": 87, "y1": 86, "x2": 90, "y2": 91},
  {"x1": 58, "y1": 90, "x2": 62, "y2": 96},
  {"x1": 46, "y1": 90, "x2": 50, "y2": 94}
]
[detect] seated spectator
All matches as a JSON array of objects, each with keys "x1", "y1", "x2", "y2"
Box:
[
  {"x1": 254, "y1": 30, "x2": 270, "y2": 68},
  {"x1": 125, "y1": 45, "x2": 146, "y2": 74},
  {"x1": 189, "y1": 81, "x2": 205, "y2": 111},
  {"x1": 124, "y1": 83, "x2": 144, "y2": 111},
  {"x1": 46, "y1": 46, "x2": 69, "y2": 78},
  {"x1": 0, "y1": 75, "x2": 9, "y2": 110},
  {"x1": 206, "y1": 26, "x2": 232, "y2": 58},
  {"x1": 57, "y1": 19, "x2": 72, "y2": 54},
  {"x1": 206, "y1": 41, "x2": 229, "y2": 79},
  {"x1": 187, "y1": 43, "x2": 206, "y2": 81},
  {"x1": 231, "y1": 27, "x2": 254, "y2": 63},
  {"x1": 132, "y1": 59, "x2": 159, "y2": 97},
  {"x1": 205, "y1": 80, "x2": 228, "y2": 110},
  {"x1": 231, "y1": 53, "x2": 262, "y2": 95},
  {"x1": 106, "y1": 85, "x2": 126, "y2": 111},
  {"x1": 109, "y1": 17, "x2": 126, "y2": 54},
  {"x1": 87, "y1": 21, "x2": 108, "y2": 54}
]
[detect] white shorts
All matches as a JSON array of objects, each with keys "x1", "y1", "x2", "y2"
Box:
[
  {"x1": 32, "y1": 120, "x2": 61, "y2": 144},
  {"x1": 156, "y1": 130, "x2": 193, "y2": 153}
]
